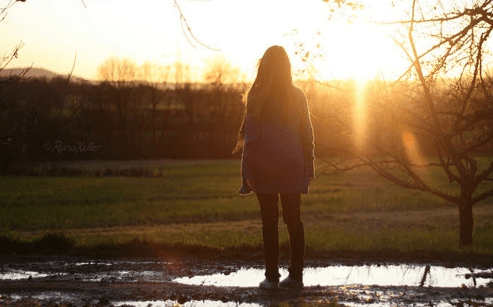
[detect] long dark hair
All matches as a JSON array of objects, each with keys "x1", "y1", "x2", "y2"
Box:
[{"x1": 233, "y1": 45, "x2": 294, "y2": 153}]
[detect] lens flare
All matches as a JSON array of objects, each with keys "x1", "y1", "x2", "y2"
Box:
[
  {"x1": 402, "y1": 130, "x2": 414, "y2": 148},
  {"x1": 401, "y1": 129, "x2": 429, "y2": 180}
]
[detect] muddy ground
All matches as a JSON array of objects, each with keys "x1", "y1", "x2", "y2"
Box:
[{"x1": 1, "y1": 252, "x2": 493, "y2": 307}]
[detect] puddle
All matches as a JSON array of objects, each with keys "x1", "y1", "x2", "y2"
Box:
[
  {"x1": 72, "y1": 261, "x2": 113, "y2": 266},
  {"x1": 2, "y1": 261, "x2": 492, "y2": 288},
  {"x1": 80, "y1": 270, "x2": 167, "y2": 283},
  {"x1": 174, "y1": 264, "x2": 493, "y2": 288},
  {"x1": 0, "y1": 268, "x2": 162, "y2": 283},
  {"x1": 113, "y1": 300, "x2": 261, "y2": 307},
  {"x1": 9, "y1": 292, "x2": 87, "y2": 304},
  {"x1": 7, "y1": 294, "x2": 261, "y2": 307},
  {"x1": 0, "y1": 260, "x2": 168, "y2": 283},
  {"x1": 0, "y1": 271, "x2": 50, "y2": 280},
  {"x1": 1, "y1": 259, "x2": 492, "y2": 307}
]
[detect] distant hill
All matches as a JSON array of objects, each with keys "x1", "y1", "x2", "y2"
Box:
[{"x1": 0, "y1": 67, "x2": 85, "y2": 82}]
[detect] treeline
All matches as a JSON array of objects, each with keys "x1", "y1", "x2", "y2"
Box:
[
  {"x1": 2, "y1": 74, "x2": 490, "y2": 174},
  {"x1": 0, "y1": 74, "x2": 346, "y2": 175},
  {"x1": 0, "y1": 76, "x2": 249, "y2": 173}
]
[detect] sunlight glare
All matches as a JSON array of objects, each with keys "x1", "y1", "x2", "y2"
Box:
[
  {"x1": 174, "y1": 265, "x2": 492, "y2": 288},
  {"x1": 402, "y1": 128, "x2": 429, "y2": 178},
  {"x1": 354, "y1": 80, "x2": 367, "y2": 151},
  {"x1": 297, "y1": 0, "x2": 408, "y2": 83},
  {"x1": 314, "y1": 20, "x2": 403, "y2": 81}
]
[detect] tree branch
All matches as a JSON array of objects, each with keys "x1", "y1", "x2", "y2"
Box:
[
  {"x1": 173, "y1": 0, "x2": 220, "y2": 51},
  {"x1": 471, "y1": 188, "x2": 493, "y2": 204}
]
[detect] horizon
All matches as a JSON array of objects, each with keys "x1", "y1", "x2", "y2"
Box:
[{"x1": 1, "y1": 65, "x2": 408, "y2": 84}]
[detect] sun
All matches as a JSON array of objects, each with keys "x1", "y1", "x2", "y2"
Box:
[
  {"x1": 283, "y1": 0, "x2": 408, "y2": 83},
  {"x1": 303, "y1": 19, "x2": 405, "y2": 82}
]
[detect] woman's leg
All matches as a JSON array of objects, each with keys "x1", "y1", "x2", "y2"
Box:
[
  {"x1": 280, "y1": 193, "x2": 305, "y2": 281},
  {"x1": 256, "y1": 193, "x2": 281, "y2": 282}
]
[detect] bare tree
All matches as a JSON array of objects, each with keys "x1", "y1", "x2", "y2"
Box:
[
  {"x1": 315, "y1": 0, "x2": 493, "y2": 247},
  {"x1": 137, "y1": 62, "x2": 172, "y2": 158},
  {"x1": 1, "y1": 0, "x2": 29, "y2": 82},
  {"x1": 97, "y1": 57, "x2": 139, "y2": 158},
  {"x1": 98, "y1": 57, "x2": 137, "y2": 87},
  {"x1": 202, "y1": 55, "x2": 244, "y2": 85},
  {"x1": 1, "y1": 1, "x2": 85, "y2": 171}
]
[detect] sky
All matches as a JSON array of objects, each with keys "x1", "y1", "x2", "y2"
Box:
[{"x1": 1, "y1": 0, "x2": 408, "y2": 81}]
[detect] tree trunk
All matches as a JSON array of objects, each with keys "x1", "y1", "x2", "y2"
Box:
[{"x1": 459, "y1": 201, "x2": 474, "y2": 248}]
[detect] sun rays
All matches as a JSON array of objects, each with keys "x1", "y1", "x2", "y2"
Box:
[{"x1": 353, "y1": 80, "x2": 368, "y2": 152}]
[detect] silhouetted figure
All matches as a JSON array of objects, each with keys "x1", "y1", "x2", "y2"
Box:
[{"x1": 234, "y1": 45, "x2": 315, "y2": 290}]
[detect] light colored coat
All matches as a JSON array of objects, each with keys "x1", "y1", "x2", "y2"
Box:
[{"x1": 239, "y1": 86, "x2": 315, "y2": 195}]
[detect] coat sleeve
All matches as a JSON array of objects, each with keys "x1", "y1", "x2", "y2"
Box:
[
  {"x1": 297, "y1": 89, "x2": 315, "y2": 179},
  {"x1": 239, "y1": 115, "x2": 261, "y2": 194}
]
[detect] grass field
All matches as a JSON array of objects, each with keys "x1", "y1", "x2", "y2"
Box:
[{"x1": 1, "y1": 159, "x2": 492, "y2": 258}]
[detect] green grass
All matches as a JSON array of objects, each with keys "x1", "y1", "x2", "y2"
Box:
[
  {"x1": 0, "y1": 162, "x2": 258, "y2": 230},
  {"x1": 1, "y1": 159, "x2": 492, "y2": 258}
]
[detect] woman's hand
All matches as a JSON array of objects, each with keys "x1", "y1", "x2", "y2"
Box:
[
  {"x1": 245, "y1": 178, "x2": 256, "y2": 192},
  {"x1": 306, "y1": 168, "x2": 315, "y2": 182}
]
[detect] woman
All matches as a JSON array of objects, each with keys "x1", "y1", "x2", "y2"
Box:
[{"x1": 234, "y1": 45, "x2": 315, "y2": 290}]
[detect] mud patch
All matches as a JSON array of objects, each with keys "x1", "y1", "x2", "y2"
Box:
[
  {"x1": 0, "y1": 255, "x2": 492, "y2": 307},
  {"x1": 112, "y1": 300, "x2": 261, "y2": 307}
]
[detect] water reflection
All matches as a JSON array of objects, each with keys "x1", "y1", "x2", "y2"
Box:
[
  {"x1": 0, "y1": 271, "x2": 49, "y2": 280},
  {"x1": 9, "y1": 295, "x2": 262, "y2": 307},
  {"x1": 112, "y1": 300, "x2": 261, "y2": 307},
  {"x1": 174, "y1": 264, "x2": 492, "y2": 288}
]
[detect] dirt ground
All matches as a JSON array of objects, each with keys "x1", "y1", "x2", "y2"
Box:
[{"x1": 1, "y1": 253, "x2": 493, "y2": 307}]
